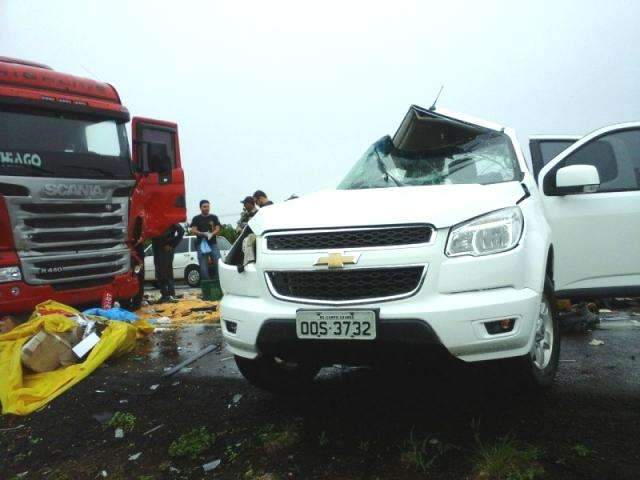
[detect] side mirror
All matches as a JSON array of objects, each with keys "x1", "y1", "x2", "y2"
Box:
[{"x1": 552, "y1": 164, "x2": 600, "y2": 195}]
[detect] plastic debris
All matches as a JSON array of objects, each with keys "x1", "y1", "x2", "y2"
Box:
[
  {"x1": 202, "y1": 459, "x2": 221, "y2": 472},
  {"x1": 128, "y1": 452, "x2": 142, "y2": 461},
  {"x1": 83, "y1": 307, "x2": 139, "y2": 322},
  {"x1": 0, "y1": 424, "x2": 25, "y2": 432},
  {"x1": 150, "y1": 384, "x2": 160, "y2": 391},
  {"x1": 98, "y1": 470, "x2": 108, "y2": 478},
  {"x1": 93, "y1": 411, "x2": 114, "y2": 425},
  {"x1": 143, "y1": 424, "x2": 164, "y2": 436},
  {"x1": 162, "y1": 344, "x2": 218, "y2": 377},
  {"x1": 155, "y1": 316, "x2": 172, "y2": 325},
  {"x1": 233, "y1": 393, "x2": 242, "y2": 404},
  {"x1": 589, "y1": 339, "x2": 605, "y2": 346},
  {"x1": 115, "y1": 428, "x2": 124, "y2": 439}
]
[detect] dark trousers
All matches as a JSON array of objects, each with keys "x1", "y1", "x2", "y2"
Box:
[{"x1": 153, "y1": 242, "x2": 175, "y2": 298}]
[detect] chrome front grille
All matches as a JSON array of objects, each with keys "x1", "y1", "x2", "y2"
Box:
[
  {"x1": 266, "y1": 225, "x2": 434, "y2": 251},
  {"x1": 3, "y1": 176, "x2": 134, "y2": 285}
]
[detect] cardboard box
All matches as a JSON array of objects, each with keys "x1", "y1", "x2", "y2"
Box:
[{"x1": 21, "y1": 327, "x2": 84, "y2": 373}]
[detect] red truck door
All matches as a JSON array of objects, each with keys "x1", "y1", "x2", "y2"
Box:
[{"x1": 129, "y1": 117, "x2": 187, "y2": 245}]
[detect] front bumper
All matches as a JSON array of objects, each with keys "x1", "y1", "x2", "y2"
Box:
[
  {"x1": 0, "y1": 272, "x2": 139, "y2": 315},
  {"x1": 221, "y1": 286, "x2": 540, "y2": 363}
]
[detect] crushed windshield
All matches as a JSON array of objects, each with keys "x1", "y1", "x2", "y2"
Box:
[
  {"x1": 0, "y1": 108, "x2": 131, "y2": 179},
  {"x1": 338, "y1": 131, "x2": 521, "y2": 190}
]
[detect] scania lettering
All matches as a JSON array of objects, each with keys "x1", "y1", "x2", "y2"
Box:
[
  {"x1": 0, "y1": 56, "x2": 186, "y2": 314},
  {"x1": 220, "y1": 105, "x2": 640, "y2": 391}
]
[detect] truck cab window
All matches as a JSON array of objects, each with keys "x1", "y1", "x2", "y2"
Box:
[{"x1": 138, "y1": 127, "x2": 176, "y2": 173}]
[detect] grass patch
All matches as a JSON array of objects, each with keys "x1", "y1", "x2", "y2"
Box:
[
  {"x1": 318, "y1": 430, "x2": 329, "y2": 447},
  {"x1": 107, "y1": 412, "x2": 136, "y2": 432},
  {"x1": 169, "y1": 427, "x2": 216, "y2": 459},
  {"x1": 472, "y1": 435, "x2": 545, "y2": 480},
  {"x1": 400, "y1": 428, "x2": 459, "y2": 473},
  {"x1": 258, "y1": 424, "x2": 300, "y2": 454},
  {"x1": 572, "y1": 443, "x2": 592, "y2": 458}
]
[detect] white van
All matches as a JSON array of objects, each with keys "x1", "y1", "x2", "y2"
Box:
[{"x1": 219, "y1": 105, "x2": 640, "y2": 392}]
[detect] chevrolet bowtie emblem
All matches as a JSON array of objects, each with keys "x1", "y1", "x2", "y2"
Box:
[{"x1": 314, "y1": 252, "x2": 359, "y2": 269}]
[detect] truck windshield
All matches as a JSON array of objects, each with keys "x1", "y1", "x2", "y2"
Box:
[
  {"x1": 0, "y1": 108, "x2": 131, "y2": 179},
  {"x1": 338, "y1": 133, "x2": 521, "y2": 190}
]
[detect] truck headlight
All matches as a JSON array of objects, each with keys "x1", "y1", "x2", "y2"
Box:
[
  {"x1": 445, "y1": 207, "x2": 524, "y2": 257},
  {"x1": 0, "y1": 266, "x2": 22, "y2": 283}
]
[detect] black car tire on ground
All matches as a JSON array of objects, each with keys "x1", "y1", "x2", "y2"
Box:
[
  {"x1": 185, "y1": 264, "x2": 201, "y2": 287},
  {"x1": 235, "y1": 355, "x2": 321, "y2": 393},
  {"x1": 504, "y1": 276, "x2": 560, "y2": 390}
]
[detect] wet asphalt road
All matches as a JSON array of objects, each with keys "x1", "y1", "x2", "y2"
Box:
[
  {"x1": 3, "y1": 295, "x2": 640, "y2": 479},
  {"x1": 146, "y1": 304, "x2": 640, "y2": 395}
]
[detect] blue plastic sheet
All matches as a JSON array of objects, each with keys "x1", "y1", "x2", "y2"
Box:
[{"x1": 82, "y1": 307, "x2": 139, "y2": 322}]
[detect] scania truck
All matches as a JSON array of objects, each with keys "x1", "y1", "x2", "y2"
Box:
[{"x1": 0, "y1": 57, "x2": 186, "y2": 314}]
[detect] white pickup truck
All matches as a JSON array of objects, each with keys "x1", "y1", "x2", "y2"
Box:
[{"x1": 220, "y1": 105, "x2": 640, "y2": 392}]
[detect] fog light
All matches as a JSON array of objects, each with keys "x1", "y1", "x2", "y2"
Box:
[
  {"x1": 10, "y1": 286, "x2": 21, "y2": 296},
  {"x1": 225, "y1": 320, "x2": 237, "y2": 334},
  {"x1": 485, "y1": 318, "x2": 515, "y2": 335}
]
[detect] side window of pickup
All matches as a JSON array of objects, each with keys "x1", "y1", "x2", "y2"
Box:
[{"x1": 550, "y1": 129, "x2": 640, "y2": 193}]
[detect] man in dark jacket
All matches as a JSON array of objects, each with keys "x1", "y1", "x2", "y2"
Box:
[{"x1": 152, "y1": 223, "x2": 185, "y2": 303}]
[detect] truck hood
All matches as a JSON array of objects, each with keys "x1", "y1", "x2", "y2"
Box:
[{"x1": 249, "y1": 182, "x2": 525, "y2": 234}]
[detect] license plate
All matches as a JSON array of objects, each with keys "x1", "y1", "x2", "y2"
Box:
[{"x1": 296, "y1": 310, "x2": 376, "y2": 340}]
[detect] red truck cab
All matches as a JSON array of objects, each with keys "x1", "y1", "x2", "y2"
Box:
[{"x1": 0, "y1": 57, "x2": 186, "y2": 314}]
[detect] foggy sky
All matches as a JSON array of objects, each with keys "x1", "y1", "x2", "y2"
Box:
[{"x1": 2, "y1": 0, "x2": 639, "y2": 224}]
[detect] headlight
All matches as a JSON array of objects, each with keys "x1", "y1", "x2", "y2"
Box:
[
  {"x1": 446, "y1": 207, "x2": 523, "y2": 257},
  {"x1": 0, "y1": 266, "x2": 22, "y2": 283}
]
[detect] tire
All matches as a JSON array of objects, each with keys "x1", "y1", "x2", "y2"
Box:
[
  {"x1": 234, "y1": 355, "x2": 320, "y2": 394},
  {"x1": 507, "y1": 276, "x2": 561, "y2": 390},
  {"x1": 185, "y1": 264, "x2": 201, "y2": 287}
]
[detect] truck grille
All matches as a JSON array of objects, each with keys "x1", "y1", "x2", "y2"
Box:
[
  {"x1": 267, "y1": 266, "x2": 424, "y2": 302},
  {"x1": 266, "y1": 225, "x2": 433, "y2": 251},
  {"x1": 3, "y1": 178, "x2": 134, "y2": 285}
]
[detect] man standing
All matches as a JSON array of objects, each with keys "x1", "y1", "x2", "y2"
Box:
[
  {"x1": 253, "y1": 190, "x2": 273, "y2": 207},
  {"x1": 190, "y1": 200, "x2": 221, "y2": 281},
  {"x1": 152, "y1": 223, "x2": 185, "y2": 303},
  {"x1": 236, "y1": 196, "x2": 259, "y2": 233}
]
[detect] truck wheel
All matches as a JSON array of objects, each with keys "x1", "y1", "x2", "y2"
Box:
[
  {"x1": 234, "y1": 355, "x2": 320, "y2": 393},
  {"x1": 185, "y1": 265, "x2": 201, "y2": 287},
  {"x1": 508, "y1": 276, "x2": 560, "y2": 390}
]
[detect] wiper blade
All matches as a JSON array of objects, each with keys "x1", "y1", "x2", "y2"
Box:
[{"x1": 374, "y1": 149, "x2": 402, "y2": 187}]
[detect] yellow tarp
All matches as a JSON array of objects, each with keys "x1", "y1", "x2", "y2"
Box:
[{"x1": 0, "y1": 300, "x2": 153, "y2": 416}]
